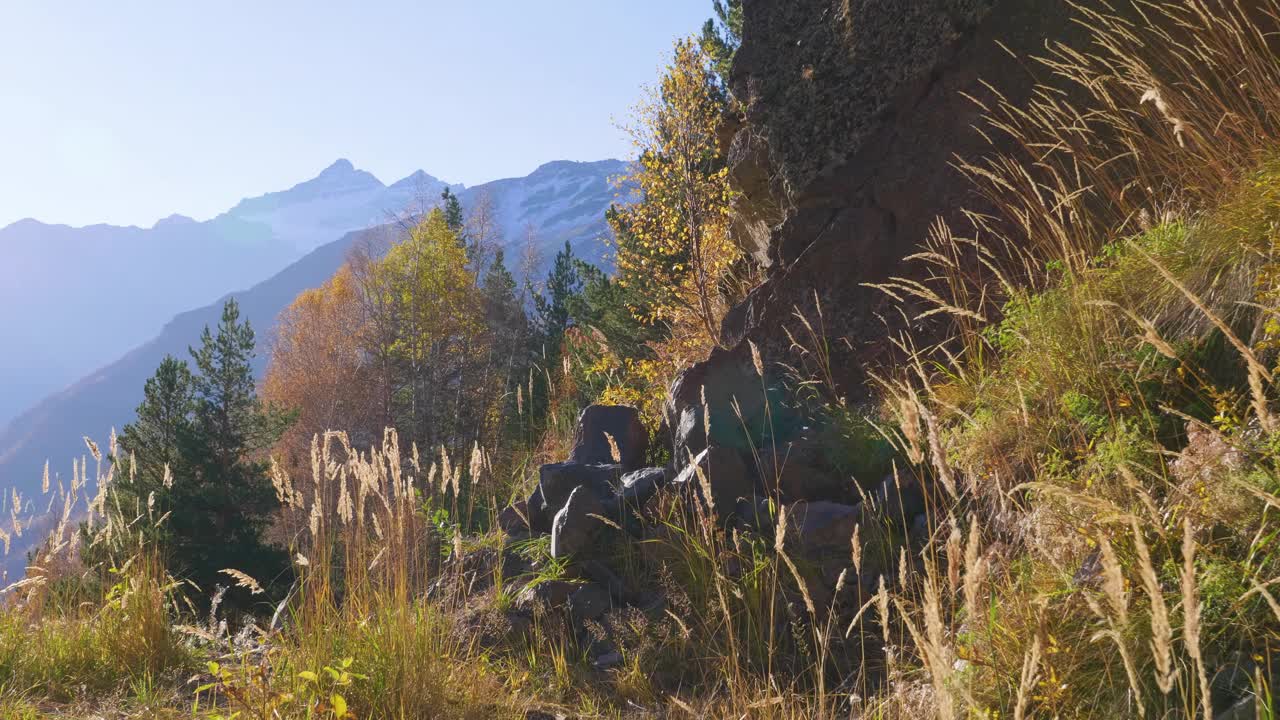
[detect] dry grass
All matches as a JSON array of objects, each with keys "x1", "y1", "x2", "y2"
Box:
[{"x1": 855, "y1": 1, "x2": 1280, "y2": 717}]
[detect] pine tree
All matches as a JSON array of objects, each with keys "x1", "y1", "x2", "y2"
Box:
[
  {"x1": 700, "y1": 0, "x2": 743, "y2": 88},
  {"x1": 441, "y1": 187, "x2": 465, "y2": 242},
  {"x1": 533, "y1": 241, "x2": 583, "y2": 348},
  {"x1": 484, "y1": 249, "x2": 528, "y2": 362},
  {"x1": 568, "y1": 258, "x2": 662, "y2": 363},
  {"x1": 481, "y1": 248, "x2": 532, "y2": 443},
  {"x1": 116, "y1": 355, "x2": 195, "y2": 539},
  {"x1": 175, "y1": 299, "x2": 292, "y2": 605},
  {"x1": 521, "y1": 241, "x2": 585, "y2": 433}
]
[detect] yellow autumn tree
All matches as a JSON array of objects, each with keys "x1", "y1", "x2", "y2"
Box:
[
  {"x1": 371, "y1": 208, "x2": 485, "y2": 453},
  {"x1": 606, "y1": 37, "x2": 743, "y2": 403}
]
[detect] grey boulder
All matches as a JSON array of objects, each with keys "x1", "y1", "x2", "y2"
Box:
[
  {"x1": 571, "y1": 404, "x2": 649, "y2": 469},
  {"x1": 671, "y1": 446, "x2": 753, "y2": 518},
  {"x1": 551, "y1": 485, "x2": 608, "y2": 560},
  {"x1": 619, "y1": 466, "x2": 668, "y2": 509},
  {"x1": 539, "y1": 461, "x2": 622, "y2": 516}
]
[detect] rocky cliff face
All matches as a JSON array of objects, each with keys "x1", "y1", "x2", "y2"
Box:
[{"x1": 670, "y1": 0, "x2": 1095, "y2": 458}]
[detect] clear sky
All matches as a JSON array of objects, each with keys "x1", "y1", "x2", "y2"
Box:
[{"x1": 0, "y1": 2, "x2": 710, "y2": 229}]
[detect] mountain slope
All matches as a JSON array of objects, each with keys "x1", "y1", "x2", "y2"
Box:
[
  {"x1": 464, "y1": 159, "x2": 627, "y2": 266},
  {"x1": 0, "y1": 159, "x2": 626, "y2": 508},
  {"x1": 0, "y1": 160, "x2": 453, "y2": 428}
]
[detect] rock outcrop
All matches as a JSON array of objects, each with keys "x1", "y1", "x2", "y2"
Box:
[{"x1": 668, "y1": 0, "x2": 1098, "y2": 457}]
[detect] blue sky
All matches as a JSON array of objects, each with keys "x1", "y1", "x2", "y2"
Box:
[{"x1": 0, "y1": 2, "x2": 710, "y2": 229}]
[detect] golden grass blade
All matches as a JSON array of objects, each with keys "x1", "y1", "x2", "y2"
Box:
[{"x1": 219, "y1": 569, "x2": 264, "y2": 595}]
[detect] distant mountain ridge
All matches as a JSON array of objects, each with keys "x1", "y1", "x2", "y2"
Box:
[
  {"x1": 223, "y1": 159, "x2": 456, "y2": 252},
  {"x1": 0, "y1": 159, "x2": 628, "y2": 514},
  {"x1": 0, "y1": 159, "x2": 457, "y2": 427}
]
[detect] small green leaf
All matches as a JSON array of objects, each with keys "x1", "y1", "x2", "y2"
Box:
[
  {"x1": 331, "y1": 693, "x2": 348, "y2": 718},
  {"x1": 298, "y1": 670, "x2": 319, "y2": 683}
]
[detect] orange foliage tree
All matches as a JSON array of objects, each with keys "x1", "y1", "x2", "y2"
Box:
[{"x1": 262, "y1": 265, "x2": 384, "y2": 474}]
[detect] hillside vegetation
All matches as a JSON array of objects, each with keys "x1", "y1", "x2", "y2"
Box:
[{"x1": 3, "y1": 1, "x2": 1280, "y2": 718}]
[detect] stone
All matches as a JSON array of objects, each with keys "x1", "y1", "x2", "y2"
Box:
[
  {"x1": 498, "y1": 500, "x2": 531, "y2": 535},
  {"x1": 1210, "y1": 652, "x2": 1271, "y2": 716},
  {"x1": 515, "y1": 579, "x2": 579, "y2": 613},
  {"x1": 551, "y1": 485, "x2": 607, "y2": 560},
  {"x1": 670, "y1": 404, "x2": 708, "y2": 467},
  {"x1": 1217, "y1": 697, "x2": 1258, "y2": 720},
  {"x1": 633, "y1": 590, "x2": 667, "y2": 616},
  {"x1": 908, "y1": 512, "x2": 930, "y2": 549},
  {"x1": 1173, "y1": 422, "x2": 1247, "y2": 488},
  {"x1": 783, "y1": 500, "x2": 898, "y2": 590},
  {"x1": 585, "y1": 634, "x2": 617, "y2": 658},
  {"x1": 457, "y1": 605, "x2": 533, "y2": 649},
  {"x1": 670, "y1": 446, "x2": 753, "y2": 518},
  {"x1": 619, "y1": 467, "x2": 667, "y2": 510},
  {"x1": 567, "y1": 582, "x2": 612, "y2": 624},
  {"x1": 832, "y1": 569, "x2": 880, "y2": 611},
  {"x1": 681, "y1": 0, "x2": 1097, "y2": 460},
  {"x1": 663, "y1": 343, "x2": 801, "y2": 463},
  {"x1": 871, "y1": 473, "x2": 926, "y2": 528},
  {"x1": 526, "y1": 485, "x2": 552, "y2": 535},
  {"x1": 774, "y1": 460, "x2": 852, "y2": 503},
  {"x1": 762, "y1": 436, "x2": 871, "y2": 502},
  {"x1": 1072, "y1": 549, "x2": 1103, "y2": 588},
  {"x1": 592, "y1": 649, "x2": 624, "y2": 670},
  {"x1": 783, "y1": 500, "x2": 861, "y2": 553},
  {"x1": 581, "y1": 559, "x2": 625, "y2": 601},
  {"x1": 440, "y1": 546, "x2": 531, "y2": 598},
  {"x1": 525, "y1": 711, "x2": 570, "y2": 720},
  {"x1": 571, "y1": 405, "x2": 649, "y2": 469},
  {"x1": 538, "y1": 461, "x2": 622, "y2": 517},
  {"x1": 723, "y1": 126, "x2": 786, "y2": 268}
]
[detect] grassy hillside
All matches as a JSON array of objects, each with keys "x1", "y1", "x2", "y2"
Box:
[{"x1": 2, "y1": 2, "x2": 1280, "y2": 719}]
